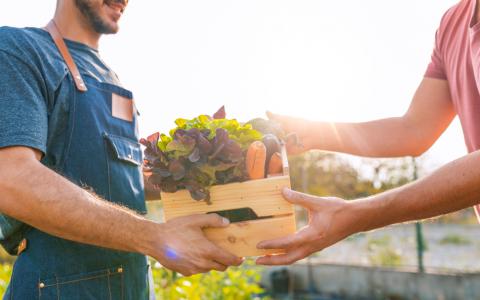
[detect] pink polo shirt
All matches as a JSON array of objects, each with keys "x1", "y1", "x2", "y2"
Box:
[
  {"x1": 425, "y1": 0, "x2": 480, "y2": 216},
  {"x1": 426, "y1": 0, "x2": 480, "y2": 152}
]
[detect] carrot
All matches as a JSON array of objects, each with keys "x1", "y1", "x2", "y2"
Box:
[
  {"x1": 246, "y1": 141, "x2": 267, "y2": 180},
  {"x1": 267, "y1": 152, "x2": 283, "y2": 175}
]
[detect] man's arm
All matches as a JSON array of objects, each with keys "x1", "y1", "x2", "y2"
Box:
[
  {"x1": 256, "y1": 149, "x2": 480, "y2": 265},
  {"x1": 270, "y1": 78, "x2": 455, "y2": 157},
  {"x1": 0, "y1": 146, "x2": 242, "y2": 275}
]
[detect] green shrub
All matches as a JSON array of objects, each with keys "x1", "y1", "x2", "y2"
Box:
[
  {"x1": 368, "y1": 247, "x2": 403, "y2": 267},
  {"x1": 366, "y1": 236, "x2": 403, "y2": 267},
  {"x1": 152, "y1": 259, "x2": 270, "y2": 300},
  {"x1": 366, "y1": 235, "x2": 392, "y2": 250},
  {"x1": 439, "y1": 234, "x2": 471, "y2": 245},
  {"x1": 0, "y1": 264, "x2": 12, "y2": 296}
]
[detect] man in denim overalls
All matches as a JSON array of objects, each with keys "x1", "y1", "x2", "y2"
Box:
[{"x1": 0, "y1": 0, "x2": 242, "y2": 299}]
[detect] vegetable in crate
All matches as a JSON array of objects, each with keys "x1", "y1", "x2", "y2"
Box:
[
  {"x1": 245, "y1": 141, "x2": 267, "y2": 180},
  {"x1": 141, "y1": 107, "x2": 294, "y2": 203},
  {"x1": 141, "y1": 107, "x2": 264, "y2": 203},
  {"x1": 268, "y1": 152, "x2": 283, "y2": 175}
]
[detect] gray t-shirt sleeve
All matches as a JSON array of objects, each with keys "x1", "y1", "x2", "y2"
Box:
[{"x1": 0, "y1": 50, "x2": 48, "y2": 154}]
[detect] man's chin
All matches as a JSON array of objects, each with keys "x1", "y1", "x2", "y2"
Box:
[
  {"x1": 93, "y1": 20, "x2": 120, "y2": 34},
  {"x1": 100, "y1": 26, "x2": 120, "y2": 35},
  {"x1": 75, "y1": 0, "x2": 121, "y2": 35}
]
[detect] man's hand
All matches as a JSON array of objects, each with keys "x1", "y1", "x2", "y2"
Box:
[
  {"x1": 257, "y1": 149, "x2": 480, "y2": 266},
  {"x1": 0, "y1": 146, "x2": 241, "y2": 276},
  {"x1": 267, "y1": 79, "x2": 455, "y2": 158},
  {"x1": 151, "y1": 214, "x2": 243, "y2": 276},
  {"x1": 256, "y1": 188, "x2": 354, "y2": 265},
  {"x1": 267, "y1": 111, "x2": 314, "y2": 155}
]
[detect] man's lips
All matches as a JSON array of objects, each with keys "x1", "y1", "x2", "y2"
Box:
[
  {"x1": 106, "y1": 2, "x2": 126, "y2": 14},
  {"x1": 104, "y1": 3, "x2": 125, "y2": 22}
]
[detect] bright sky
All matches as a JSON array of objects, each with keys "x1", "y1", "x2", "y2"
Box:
[{"x1": 1, "y1": 0, "x2": 466, "y2": 169}]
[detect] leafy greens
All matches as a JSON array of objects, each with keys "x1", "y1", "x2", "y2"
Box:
[{"x1": 141, "y1": 107, "x2": 263, "y2": 203}]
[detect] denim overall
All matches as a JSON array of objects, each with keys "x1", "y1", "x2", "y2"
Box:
[{"x1": 4, "y1": 29, "x2": 150, "y2": 299}]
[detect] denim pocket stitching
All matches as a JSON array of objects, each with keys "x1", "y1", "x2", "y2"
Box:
[
  {"x1": 104, "y1": 138, "x2": 112, "y2": 200},
  {"x1": 42, "y1": 272, "x2": 112, "y2": 288},
  {"x1": 55, "y1": 276, "x2": 60, "y2": 300},
  {"x1": 105, "y1": 133, "x2": 140, "y2": 146},
  {"x1": 107, "y1": 269, "x2": 112, "y2": 300},
  {"x1": 104, "y1": 133, "x2": 142, "y2": 166},
  {"x1": 87, "y1": 81, "x2": 133, "y2": 100},
  {"x1": 120, "y1": 266, "x2": 125, "y2": 300},
  {"x1": 60, "y1": 75, "x2": 77, "y2": 169},
  {"x1": 39, "y1": 266, "x2": 123, "y2": 291}
]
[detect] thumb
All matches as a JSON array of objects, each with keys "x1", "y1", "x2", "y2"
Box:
[
  {"x1": 192, "y1": 213, "x2": 230, "y2": 229},
  {"x1": 265, "y1": 110, "x2": 292, "y2": 124},
  {"x1": 266, "y1": 111, "x2": 282, "y2": 121},
  {"x1": 282, "y1": 188, "x2": 318, "y2": 209},
  {"x1": 266, "y1": 111, "x2": 298, "y2": 134}
]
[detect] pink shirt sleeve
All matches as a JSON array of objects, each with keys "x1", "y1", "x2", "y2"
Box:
[{"x1": 425, "y1": 28, "x2": 447, "y2": 80}]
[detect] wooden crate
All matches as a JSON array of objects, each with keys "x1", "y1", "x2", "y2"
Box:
[{"x1": 161, "y1": 146, "x2": 296, "y2": 257}]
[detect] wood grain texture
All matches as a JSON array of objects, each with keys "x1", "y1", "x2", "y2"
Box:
[
  {"x1": 280, "y1": 143, "x2": 290, "y2": 176},
  {"x1": 161, "y1": 175, "x2": 296, "y2": 257},
  {"x1": 160, "y1": 147, "x2": 295, "y2": 257},
  {"x1": 162, "y1": 176, "x2": 292, "y2": 220},
  {"x1": 204, "y1": 215, "x2": 296, "y2": 257}
]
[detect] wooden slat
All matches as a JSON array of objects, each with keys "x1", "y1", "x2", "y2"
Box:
[
  {"x1": 204, "y1": 215, "x2": 296, "y2": 257},
  {"x1": 162, "y1": 175, "x2": 292, "y2": 220},
  {"x1": 280, "y1": 143, "x2": 290, "y2": 176}
]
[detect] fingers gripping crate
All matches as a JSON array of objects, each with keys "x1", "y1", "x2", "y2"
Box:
[{"x1": 161, "y1": 146, "x2": 296, "y2": 257}]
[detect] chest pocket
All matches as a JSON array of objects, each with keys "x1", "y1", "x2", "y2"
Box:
[{"x1": 104, "y1": 133, "x2": 146, "y2": 214}]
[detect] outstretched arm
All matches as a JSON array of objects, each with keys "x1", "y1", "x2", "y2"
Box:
[
  {"x1": 270, "y1": 78, "x2": 455, "y2": 157},
  {"x1": 0, "y1": 146, "x2": 242, "y2": 275},
  {"x1": 257, "y1": 148, "x2": 480, "y2": 265}
]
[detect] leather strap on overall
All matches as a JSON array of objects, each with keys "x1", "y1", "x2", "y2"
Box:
[
  {"x1": 45, "y1": 20, "x2": 88, "y2": 92},
  {"x1": 14, "y1": 21, "x2": 89, "y2": 255},
  {"x1": 17, "y1": 21, "x2": 89, "y2": 256}
]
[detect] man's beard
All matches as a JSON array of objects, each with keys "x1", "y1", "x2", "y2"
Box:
[{"x1": 74, "y1": 0, "x2": 117, "y2": 34}]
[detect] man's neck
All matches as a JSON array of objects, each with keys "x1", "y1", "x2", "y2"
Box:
[{"x1": 53, "y1": 1, "x2": 101, "y2": 49}]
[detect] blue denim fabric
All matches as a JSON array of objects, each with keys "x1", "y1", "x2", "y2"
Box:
[
  {"x1": 4, "y1": 76, "x2": 149, "y2": 300},
  {"x1": 0, "y1": 26, "x2": 125, "y2": 254}
]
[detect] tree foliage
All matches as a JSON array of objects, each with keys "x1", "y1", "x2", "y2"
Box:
[{"x1": 289, "y1": 151, "x2": 415, "y2": 200}]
